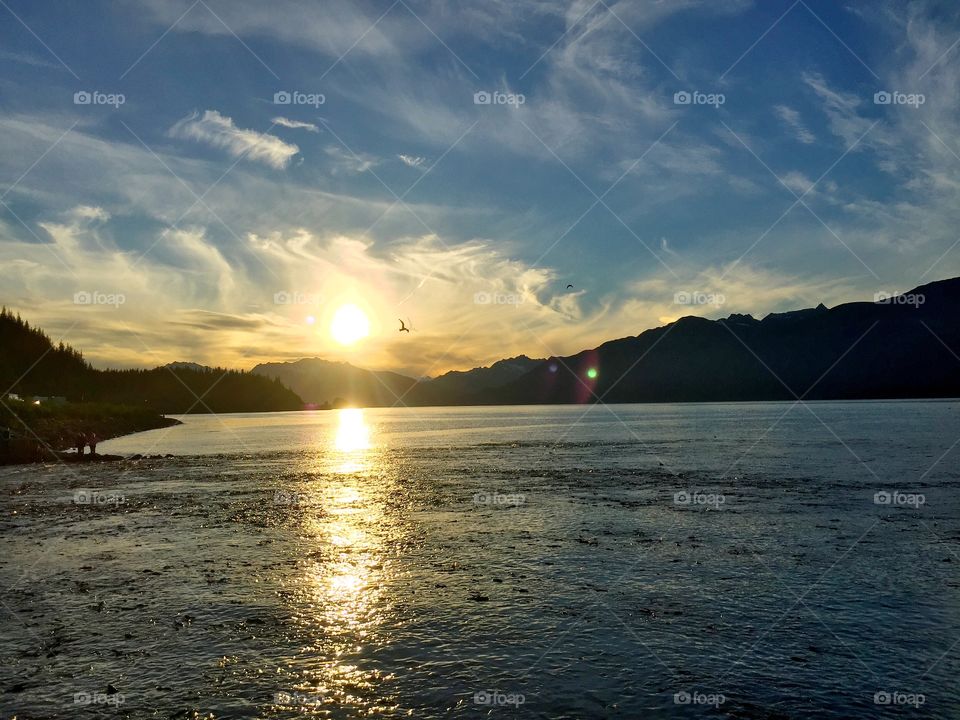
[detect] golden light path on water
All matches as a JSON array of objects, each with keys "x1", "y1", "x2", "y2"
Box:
[{"x1": 281, "y1": 408, "x2": 398, "y2": 715}]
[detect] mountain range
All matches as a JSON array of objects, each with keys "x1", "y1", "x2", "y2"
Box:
[
  {"x1": 6, "y1": 277, "x2": 959, "y2": 412},
  {"x1": 250, "y1": 355, "x2": 541, "y2": 407},
  {"x1": 252, "y1": 277, "x2": 960, "y2": 406}
]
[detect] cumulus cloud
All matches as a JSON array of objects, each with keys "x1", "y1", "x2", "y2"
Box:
[{"x1": 169, "y1": 110, "x2": 299, "y2": 168}]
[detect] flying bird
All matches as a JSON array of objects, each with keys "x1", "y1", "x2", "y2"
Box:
[
  {"x1": 398, "y1": 319, "x2": 410, "y2": 333},
  {"x1": 566, "y1": 284, "x2": 574, "y2": 289}
]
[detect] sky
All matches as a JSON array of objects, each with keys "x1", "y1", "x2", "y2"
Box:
[{"x1": 1, "y1": 0, "x2": 960, "y2": 377}]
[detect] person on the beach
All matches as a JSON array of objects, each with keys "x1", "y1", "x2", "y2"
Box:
[
  {"x1": 88, "y1": 432, "x2": 98, "y2": 455},
  {"x1": 75, "y1": 432, "x2": 86, "y2": 457}
]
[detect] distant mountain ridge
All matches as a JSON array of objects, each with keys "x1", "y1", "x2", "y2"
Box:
[
  {"x1": 250, "y1": 355, "x2": 543, "y2": 407},
  {"x1": 251, "y1": 358, "x2": 417, "y2": 407},
  {"x1": 484, "y1": 278, "x2": 960, "y2": 404},
  {"x1": 14, "y1": 276, "x2": 955, "y2": 412},
  {"x1": 165, "y1": 361, "x2": 212, "y2": 372},
  {"x1": 406, "y1": 355, "x2": 541, "y2": 405},
  {"x1": 251, "y1": 277, "x2": 960, "y2": 406}
]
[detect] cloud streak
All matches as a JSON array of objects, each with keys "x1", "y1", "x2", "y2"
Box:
[
  {"x1": 774, "y1": 105, "x2": 816, "y2": 144},
  {"x1": 169, "y1": 110, "x2": 299, "y2": 168},
  {"x1": 272, "y1": 116, "x2": 319, "y2": 133}
]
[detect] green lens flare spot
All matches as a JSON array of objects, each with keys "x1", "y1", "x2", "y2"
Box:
[{"x1": 586, "y1": 368, "x2": 598, "y2": 379}]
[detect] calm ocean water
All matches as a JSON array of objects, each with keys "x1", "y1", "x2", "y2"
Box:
[{"x1": 1, "y1": 401, "x2": 959, "y2": 718}]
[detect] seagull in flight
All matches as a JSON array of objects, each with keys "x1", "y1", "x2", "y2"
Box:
[
  {"x1": 398, "y1": 318, "x2": 410, "y2": 333},
  {"x1": 566, "y1": 284, "x2": 574, "y2": 289}
]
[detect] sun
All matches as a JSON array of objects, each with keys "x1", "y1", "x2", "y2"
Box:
[{"x1": 330, "y1": 304, "x2": 370, "y2": 345}]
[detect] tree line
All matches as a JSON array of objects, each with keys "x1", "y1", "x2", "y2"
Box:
[{"x1": 0, "y1": 308, "x2": 304, "y2": 413}]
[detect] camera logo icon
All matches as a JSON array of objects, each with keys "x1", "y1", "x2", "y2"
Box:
[
  {"x1": 874, "y1": 91, "x2": 892, "y2": 105},
  {"x1": 674, "y1": 491, "x2": 691, "y2": 505},
  {"x1": 74, "y1": 91, "x2": 92, "y2": 105},
  {"x1": 674, "y1": 691, "x2": 692, "y2": 704},
  {"x1": 73, "y1": 291, "x2": 92, "y2": 305},
  {"x1": 873, "y1": 491, "x2": 892, "y2": 505},
  {"x1": 274, "y1": 91, "x2": 292, "y2": 104},
  {"x1": 474, "y1": 91, "x2": 492, "y2": 105},
  {"x1": 674, "y1": 91, "x2": 692, "y2": 105}
]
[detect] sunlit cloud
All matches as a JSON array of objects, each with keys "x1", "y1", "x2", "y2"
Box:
[
  {"x1": 272, "y1": 116, "x2": 319, "y2": 133},
  {"x1": 324, "y1": 145, "x2": 379, "y2": 175},
  {"x1": 2, "y1": 0, "x2": 960, "y2": 378},
  {"x1": 397, "y1": 154, "x2": 427, "y2": 169},
  {"x1": 169, "y1": 110, "x2": 300, "y2": 168}
]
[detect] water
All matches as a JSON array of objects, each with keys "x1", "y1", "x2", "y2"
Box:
[{"x1": 1, "y1": 401, "x2": 958, "y2": 718}]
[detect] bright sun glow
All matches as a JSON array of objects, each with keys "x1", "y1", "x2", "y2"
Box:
[
  {"x1": 330, "y1": 304, "x2": 370, "y2": 345},
  {"x1": 335, "y1": 408, "x2": 371, "y2": 452}
]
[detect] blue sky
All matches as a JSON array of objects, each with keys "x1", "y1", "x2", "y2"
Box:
[{"x1": 1, "y1": 0, "x2": 959, "y2": 374}]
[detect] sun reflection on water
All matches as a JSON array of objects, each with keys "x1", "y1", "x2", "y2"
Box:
[
  {"x1": 335, "y1": 408, "x2": 371, "y2": 452},
  {"x1": 277, "y1": 408, "x2": 399, "y2": 714},
  {"x1": 334, "y1": 408, "x2": 372, "y2": 473}
]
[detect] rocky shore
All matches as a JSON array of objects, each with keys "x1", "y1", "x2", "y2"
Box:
[{"x1": 0, "y1": 402, "x2": 180, "y2": 465}]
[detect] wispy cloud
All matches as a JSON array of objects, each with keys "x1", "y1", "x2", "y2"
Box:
[
  {"x1": 272, "y1": 116, "x2": 319, "y2": 133},
  {"x1": 774, "y1": 105, "x2": 816, "y2": 144},
  {"x1": 169, "y1": 110, "x2": 299, "y2": 169},
  {"x1": 398, "y1": 154, "x2": 427, "y2": 169},
  {"x1": 324, "y1": 145, "x2": 378, "y2": 175},
  {"x1": 6, "y1": 0, "x2": 960, "y2": 376},
  {"x1": 0, "y1": 49, "x2": 64, "y2": 71},
  {"x1": 802, "y1": 72, "x2": 873, "y2": 147}
]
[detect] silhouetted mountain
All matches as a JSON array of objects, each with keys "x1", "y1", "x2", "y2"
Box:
[
  {"x1": 251, "y1": 358, "x2": 417, "y2": 407},
  {"x1": 8, "y1": 276, "x2": 960, "y2": 414},
  {"x1": 406, "y1": 355, "x2": 542, "y2": 405},
  {"x1": 481, "y1": 278, "x2": 960, "y2": 404},
  {"x1": 0, "y1": 309, "x2": 303, "y2": 413},
  {"x1": 88, "y1": 366, "x2": 303, "y2": 414},
  {"x1": 252, "y1": 355, "x2": 545, "y2": 407},
  {"x1": 165, "y1": 361, "x2": 212, "y2": 372}
]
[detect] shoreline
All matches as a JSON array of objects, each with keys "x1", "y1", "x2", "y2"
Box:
[{"x1": 0, "y1": 403, "x2": 181, "y2": 466}]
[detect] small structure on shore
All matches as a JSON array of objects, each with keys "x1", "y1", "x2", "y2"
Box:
[{"x1": 30, "y1": 396, "x2": 67, "y2": 406}]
